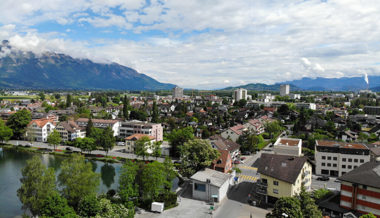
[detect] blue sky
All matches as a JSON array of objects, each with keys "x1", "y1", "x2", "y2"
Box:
[{"x1": 0, "y1": 0, "x2": 380, "y2": 89}]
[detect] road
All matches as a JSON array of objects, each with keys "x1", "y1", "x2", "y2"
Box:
[{"x1": 7, "y1": 140, "x2": 167, "y2": 162}]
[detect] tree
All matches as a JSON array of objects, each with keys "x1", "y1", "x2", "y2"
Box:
[
  {"x1": 6, "y1": 109, "x2": 32, "y2": 139},
  {"x1": 40, "y1": 192, "x2": 76, "y2": 218},
  {"x1": 168, "y1": 127, "x2": 194, "y2": 157},
  {"x1": 162, "y1": 157, "x2": 176, "y2": 190},
  {"x1": 237, "y1": 99, "x2": 247, "y2": 107},
  {"x1": 151, "y1": 101, "x2": 159, "y2": 123},
  {"x1": 74, "y1": 137, "x2": 96, "y2": 154},
  {"x1": 151, "y1": 141, "x2": 162, "y2": 160},
  {"x1": 266, "y1": 197, "x2": 302, "y2": 218},
  {"x1": 123, "y1": 96, "x2": 130, "y2": 119},
  {"x1": 264, "y1": 121, "x2": 283, "y2": 139},
  {"x1": 96, "y1": 198, "x2": 130, "y2": 218},
  {"x1": 47, "y1": 130, "x2": 61, "y2": 151},
  {"x1": 298, "y1": 186, "x2": 322, "y2": 218},
  {"x1": 135, "y1": 136, "x2": 151, "y2": 160},
  {"x1": 0, "y1": 118, "x2": 13, "y2": 143},
  {"x1": 119, "y1": 160, "x2": 139, "y2": 217},
  {"x1": 78, "y1": 194, "x2": 101, "y2": 217},
  {"x1": 86, "y1": 118, "x2": 94, "y2": 137},
  {"x1": 360, "y1": 213, "x2": 377, "y2": 218},
  {"x1": 66, "y1": 94, "x2": 72, "y2": 108},
  {"x1": 141, "y1": 161, "x2": 167, "y2": 200},
  {"x1": 17, "y1": 156, "x2": 57, "y2": 216},
  {"x1": 39, "y1": 92, "x2": 46, "y2": 101},
  {"x1": 180, "y1": 139, "x2": 220, "y2": 177},
  {"x1": 58, "y1": 154, "x2": 100, "y2": 208},
  {"x1": 98, "y1": 127, "x2": 115, "y2": 157}
]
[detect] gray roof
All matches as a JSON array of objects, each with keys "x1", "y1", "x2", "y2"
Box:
[
  {"x1": 190, "y1": 168, "x2": 232, "y2": 188},
  {"x1": 339, "y1": 161, "x2": 380, "y2": 189},
  {"x1": 257, "y1": 153, "x2": 309, "y2": 184}
]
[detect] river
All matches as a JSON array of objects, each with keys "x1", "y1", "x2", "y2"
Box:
[{"x1": 0, "y1": 147, "x2": 177, "y2": 218}]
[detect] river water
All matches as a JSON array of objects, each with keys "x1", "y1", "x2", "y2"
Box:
[{"x1": 0, "y1": 148, "x2": 125, "y2": 218}]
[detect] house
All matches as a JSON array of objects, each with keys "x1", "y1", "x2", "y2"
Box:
[
  {"x1": 339, "y1": 160, "x2": 380, "y2": 217},
  {"x1": 119, "y1": 120, "x2": 163, "y2": 141},
  {"x1": 125, "y1": 134, "x2": 155, "y2": 153},
  {"x1": 221, "y1": 124, "x2": 246, "y2": 142},
  {"x1": 190, "y1": 168, "x2": 233, "y2": 203},
  {"x1": 211, "y1": 150, "x2": 233, "y2": 173},
  {"x1": 76, "y1": 118, "x2": 120, "y2": 137},
  {"x1": 209, "y1": 135, "x2": 240, "y2": 160},
  {"x1": 255, "y1": 153, "x2": 312, "y2": 204},
  {"x1": 26, "y1": 118, "x2": 56, "y2": 142},
  {"x1": 315, "y1": 140, "x2": 371, "y2": 177},
  {"x1": 55, "y1": 121, "x2": 85, "y2": 142},
  {"x1": 244, "y1": 119, "x2": 265, "y2": 134}
]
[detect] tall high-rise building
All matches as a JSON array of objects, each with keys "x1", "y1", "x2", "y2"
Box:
[
  {"x1": 280, "y1": 84, "x2": 290, "y2": 96},
  {"x1": 172, "y1": 86, "x2": 183, "y2": 98},
  {"x1": 233, "y1": 88, "x2": 247, "y2": 101}
]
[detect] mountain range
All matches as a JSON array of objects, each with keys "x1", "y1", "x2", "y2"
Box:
[{"x1": 0, "y1": 40, "x2": 175, "y2": 91}]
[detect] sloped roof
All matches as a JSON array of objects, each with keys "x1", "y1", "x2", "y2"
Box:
[
  {"x1": 209, "y1": 135, "x2": 240, "y2": 152},
  {"x1": 76, "y1": 118, "x2": 119, "y2": 124},
  {"x1": 257, "y1": 153, "x2": 309, "y2": 184},
  {"x1": 190, "y1": 168, "x2": 232, "y2": 188},
  {"x1": 28, "y1": 118, "x2": 55, "y2": 128},
  {"x1": 339, "y1": 161, "x2": 380, "y2": 189},
  {"x1": 125, "y1": 134, "x2": 155, "y2": 141},
  {"x1": 57, "y1": 121, "x2": 83, "y2": 133}
]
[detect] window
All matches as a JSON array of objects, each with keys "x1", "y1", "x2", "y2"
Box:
[
  {"x1": 273, "y1": 189, "x2": 279, "y2": 194},
  {"x1": 342, "y1": 165, "x2": 346, "y2": 169},
  {"x1": 333, "y1": 157, "x2": 337, "y2": 161},
  {"x1": 348, "y1": 165, "x2": 352, "y2": 169},
  {"x1": 363, "y1": 185, "x2": 367, "y2": 190},
  {"x1": 322, "y1": 156, "x2": 326, "y2": 160},
  {"x1": 343, "y1": 158, "x2": 346, "y2": 162},
  {"x1": 348, "y1": 159, "x2": 352, "y2": 162},
  {"x1": 333, "y1": 164, "x2": 337, "y2": 167},
  {"x1": 322, "y1": 163, "x2": 326, "y2": 166},
  {"x1": 360, "y1": 159, "x2": 364, "y2": 163},
  {"x1": 327, "y1": 163, "x2": 331, "y2": 167},
  {"x1": 327, "y1": 156, "x2": 332, "y2": 160},
  {"x1": 194, "y1": 183, "x2": 206, "y2": 192},
  {"x1": 262, "y1": 179, "x2": 268, "y2": 185},
  {"x1": 273, "y1": 181, "x2": 279, "y2": 186},
  {"x1": 354, "y1": 159, "x2": 358, "y2": 163}
]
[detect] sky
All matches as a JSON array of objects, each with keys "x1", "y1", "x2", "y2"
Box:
[{"x1": 0, "y1": 0, "x2": 380, "y2": 89}]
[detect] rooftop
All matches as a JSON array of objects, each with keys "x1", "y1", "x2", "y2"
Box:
[
  {"x1": 125, "y1": 134, "x2": 155, "y2": 141},
  {"x1": 316, "y1": 140, "x2": 368, "y2": 150},
  {"x1": 339, "y1": 161, "x2": 380, "y2": 189},
  {"x1": 190, "y1": 168, "x2": 232, "y2": 188},
  {"x1": 276, "y1": 138, "x2": 301, "y2": 147}
]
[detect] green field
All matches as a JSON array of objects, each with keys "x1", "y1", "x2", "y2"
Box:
[{"x1": 0, "y1": 96, "x2": 35, "y2": 100}]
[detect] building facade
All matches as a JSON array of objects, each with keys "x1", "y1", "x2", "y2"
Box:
[
  {"x1": 26, "y1": 118, "x2": 56, "y2": 142},
  {"x1": 233, "y1": 88, "x2": 247, "y2": 101},
  {"x1": 280, "y1": 84, "x2": 290, "y2": 96},
  {"x1": 75, "y1": 118, "x2": 120, "y2": 137},
  {"x1": 315, "y1": 140, "x2": 371, "y2": 177},
  {"x1": 339, "y1": 161, "x2": 380, "y2": 217},
  {"x1": 119, "y1": 120, "x2": 163, "y2": 141},
  {"x1": 124, "y1": 134, "x2": 156, "y2": 153},
  {"x1": 172, "y1": 86, "x2": 184, "y2": 99},
  {"x1": 55, "y1": 121, "x2": 85, "y2": 142}
]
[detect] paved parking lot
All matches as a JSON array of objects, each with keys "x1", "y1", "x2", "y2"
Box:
[{"x1": 311, "y1": 175, "x2": 341, "y2": 191}]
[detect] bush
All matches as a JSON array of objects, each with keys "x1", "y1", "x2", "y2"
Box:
[
  {"x1": 313, "y1": 188, "x2": 332, "y2": 201},
  {"x1": 156, "y1": 191, "x2": 178, "y2": 210},
  {"x1": 78, "y1": 195, "x2": 101, "y2": 217},
  {"x1": 262, "y1": 133, "x2": 270, "y2": 139}
]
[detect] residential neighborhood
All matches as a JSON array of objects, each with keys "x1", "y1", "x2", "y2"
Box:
[{"x1": 1, "y1": 87, "x2": 380, "y2": 218}]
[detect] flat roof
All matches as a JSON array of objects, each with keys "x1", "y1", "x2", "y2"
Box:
[
  {"x1": 277, "y1": 138, "x2": 301, "y2": 146},
  {"x1": 316, "y1": 140, "x2": 368, "y2": 150}
]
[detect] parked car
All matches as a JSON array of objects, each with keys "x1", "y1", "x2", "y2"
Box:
[
  {"x1": 334, "y1": 178, "x2": 341, "y2": 183},
  {"x1": 316, "y1": 175, "x2": 329, "y2": 181},
  {"x1": 241, "y1": 157, "x2": 246, "y2": 160},
  {"x1": 242, "y1": 151, "x2": 251, "y2": 155},
  {"x1": 65, "y1": 147, "x2": 73, "y2": 151},
  {"x1": 234, "y1": 160, "x2": 241, "y2": 164}
]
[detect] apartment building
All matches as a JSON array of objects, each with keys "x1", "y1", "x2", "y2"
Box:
[
  {"x1": 255, "y1": 153, "x2": 312, "y2": 204},
  {"x1": 339, "y1": 160, "x2": 380, "y2": 217},
  {"x1": 75, "y1": 118, "x2": 120, "y2": 137},
  {"x1": 55, "y1": 121, "x2": 85, "y2": 142},
  {"x1": 119, "y1": 120, "x2": 163, "y2": 141},
  {"x1": 172, "y1": 86, "x2": 184, "y2": 99},
  {"x1": 221, "y1": 124, "x2": 246, "y2": 142},
  {"x1": 280, "y1": 84, "x2": 290, "y2": 96},
  {"x1": 233, "y1": 88, "x2": 247, "y2": 101},
  {"x1": 315, "y1": 140, "x2": 371, "y2": 177},
  {"x1": 124, "y1": 134, "x2": 156, "y2": 153},
  {"x1": 273, "y1": 138, "x2": 302, "y2": 157},
  {"x1": 26, "y1": 118, "x2": 56, "y2": 142}
]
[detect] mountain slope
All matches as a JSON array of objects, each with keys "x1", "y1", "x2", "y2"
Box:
[{"x1": 0, "y1": 41, "x2": 175, "y2": 90}]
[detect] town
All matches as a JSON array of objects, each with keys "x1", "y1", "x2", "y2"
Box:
[{"x1": 1, "y1": 85, "x2": 380, "y2": 218}]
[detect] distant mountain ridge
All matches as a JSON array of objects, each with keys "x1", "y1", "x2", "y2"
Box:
[
  {"x1": 0, "y1": 40, "x2": 175, "y2": 90},
  {"x1": 221, "y1": 76, "x2": 380, "y2": 92}
]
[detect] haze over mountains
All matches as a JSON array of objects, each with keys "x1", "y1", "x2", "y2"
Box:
[{"x1": 0, "y1": 40, "x2": 175, "y2": 91}]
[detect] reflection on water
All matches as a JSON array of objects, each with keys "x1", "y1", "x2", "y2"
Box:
[{"x1": 101, "y1": 164, "x2": 116, "y2": 188}]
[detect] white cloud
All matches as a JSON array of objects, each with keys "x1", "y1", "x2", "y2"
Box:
[{"x1": 1, "y1": 0, "x2": 380, "y2": 88}]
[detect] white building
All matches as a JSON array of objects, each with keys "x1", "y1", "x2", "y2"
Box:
[
  {"x1": 190, "y1": 168, "x2": 233, "y2": 202},
  {"x1": 26, "y1": 118, "x2": 56, "y2": 142},
  {"x1": 273, "y1": 138, "x2": 302, "y2": 157},
  {"x1": 290, "y1": 93, "x2": 301, "y2": 100},
  {"x1": 119, "y1": 120, "x2": 163, "y2": 141},
  {"x1": 315, "y1": 140, "x2": 371, "y2": 177},
  {"x1": 233, "y1": 88, "x2": 247, "y2": 101},
  {"x1": 124, "y1": 134, "x2": 156, "y2": 153},
  {"x1": 296, "y1": 103, "x2": 316, "y2": 110},
  {"x1": 76, "y1": 118, "x2": 120, "y2": 137},
  {"x1": 280, "y1": 84, "x2": 290, "y2": 96},
  {"x1": 172, "y1": 86, "x2": 184, "y2": 99},
  {"x1": 55, "y1": 121, "x2": 85, "y2": 142}
]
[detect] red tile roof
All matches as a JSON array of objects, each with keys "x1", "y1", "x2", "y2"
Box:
[{"x1": 125, "y1": 134, "x2": 155, "y2": 141}]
